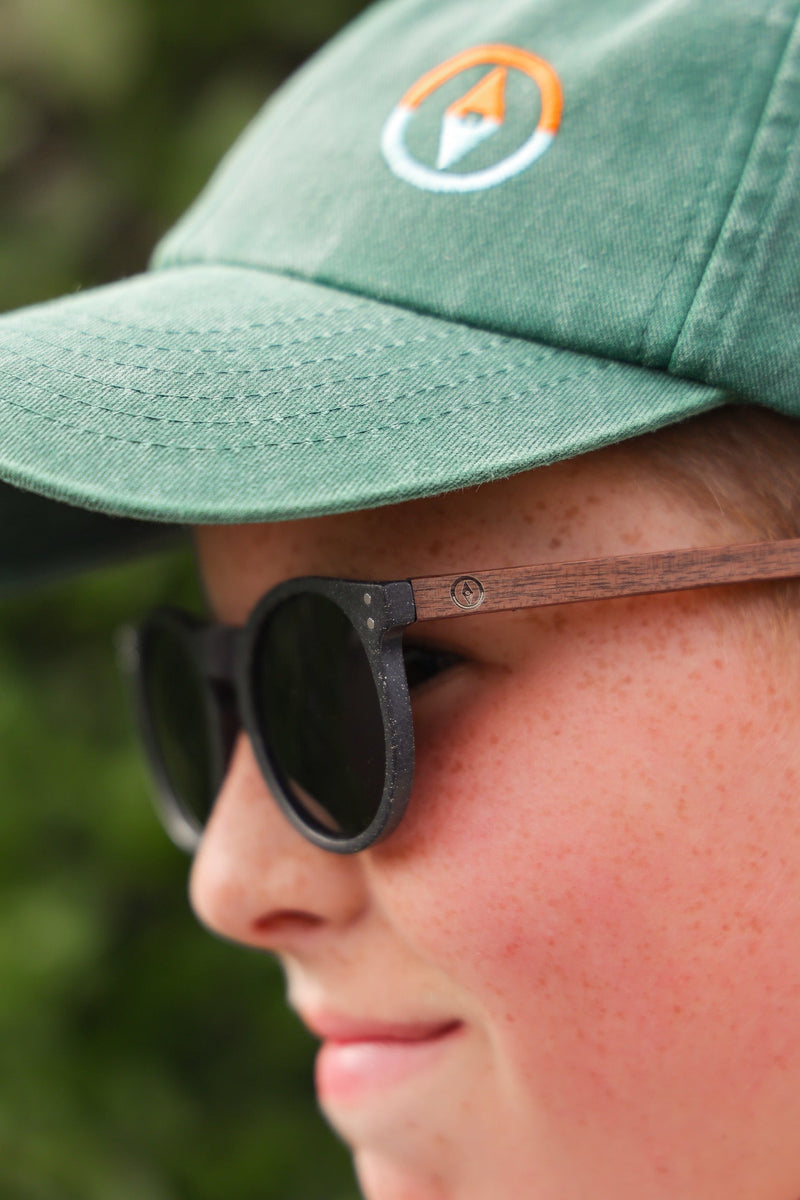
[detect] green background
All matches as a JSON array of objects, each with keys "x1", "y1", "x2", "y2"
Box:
[{"x1": 0, "y1": 2, "x2": 370, "y2": 1196}]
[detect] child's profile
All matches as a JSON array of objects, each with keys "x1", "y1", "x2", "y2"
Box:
[{"x1": 2, "y1": 2, "x2": 800, "y2": 1197}]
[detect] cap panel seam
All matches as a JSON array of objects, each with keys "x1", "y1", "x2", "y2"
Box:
[
  {"x1": 634, "y1": 9, "x2": 787, "y2": 366},
  {"x1": 668, "y1": 1, "x2": 800, "y2": 376},
  {"x1": 707, "y1": 23, "x2": 800, "y2": 346}
]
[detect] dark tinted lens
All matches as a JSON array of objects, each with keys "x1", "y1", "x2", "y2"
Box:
[
  {"x1": 141, "y1": 621, "x2": 220, "y2": 829},
  {"x1": 252, "y1": 594, "x2": 386, "y2": 839}
]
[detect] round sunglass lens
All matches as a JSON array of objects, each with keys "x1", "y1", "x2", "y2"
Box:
[
  {"x1": 141, "y1": 621, "x2": 220, "y2": 832},
  {"x1": 252, "y1": 594, "x2": 386, "y2": 840}
]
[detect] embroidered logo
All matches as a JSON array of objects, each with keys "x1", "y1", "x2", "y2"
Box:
[{"x1": 381, "y1": 44, "x2": 563, "y2": 194}]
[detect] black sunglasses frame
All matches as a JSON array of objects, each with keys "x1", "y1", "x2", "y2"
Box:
[
  {"x1": 125, "y1": 536, "x2": 800, "y2": 855},
  {"x1": 130, "y1": 576, "x2": 418, "y2": 855}
]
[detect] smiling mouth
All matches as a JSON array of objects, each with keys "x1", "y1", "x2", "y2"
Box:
[{"x1": 309, "y1": 1017, "x2": 464, "y2": 1105}]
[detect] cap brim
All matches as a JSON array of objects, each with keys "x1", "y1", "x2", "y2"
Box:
[{"x1": 0, "y1": 263, "x2": 727, "y2": 526}]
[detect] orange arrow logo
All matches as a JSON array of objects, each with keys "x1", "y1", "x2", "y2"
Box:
[
  {"x1": 382, "y1": 44, "x2": 563, "y2": 193},
  {"x1": 446, "y1": 66, "x2": 507, "y2": 124},
  {"x1": 437, "y1": 67, "x2": 508, "y2": 170}
]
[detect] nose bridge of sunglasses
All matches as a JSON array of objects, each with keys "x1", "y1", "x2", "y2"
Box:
[{"x1": 196, "y1": 624, "x2": 240, "y2": 684}]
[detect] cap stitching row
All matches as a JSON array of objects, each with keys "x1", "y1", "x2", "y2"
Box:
[
  {"x1": 19, "y1": 319, "x2": 477, "y2": 375},
  {"x1": 75, "y1": 313, "x2": 415, "y2": 354},
  {"x1": 87, "y1": 301, "x2": 366, "y2": 338},
  {"x1": 0, "y1": 360, "x2": 518, "y2": 433},
  {"x1": 0, "y1": 369, "x2": 585, "y2": 453},
  {"x1": 1, "y1": 345, "x2": 511, "y2": 424},
  {"x1": 147, "y1": 256, "x2": 592, "y2": 356},
  {"x1": 0, "y1": 380, "x2": 726, "y2": 524}
]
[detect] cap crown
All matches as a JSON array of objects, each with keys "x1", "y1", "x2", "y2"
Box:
[{"x1": 153, "y1": 0, "x2": 800, "y2": 413}]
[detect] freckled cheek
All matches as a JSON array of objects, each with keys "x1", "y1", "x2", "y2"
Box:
[
  {"x1": 373, "y1": 675, "x2": 602, "y2": 998},
  {"x1": 372, "y1": 662, "x2": 800, "y2": 1105}
]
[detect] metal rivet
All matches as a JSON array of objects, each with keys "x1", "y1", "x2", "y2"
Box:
[
  {"x1": 363, "y1": 592, "x2": 372, "y2": 606},
  {"x1": 366, "y1": 617, "x2": 375, "y2": 630}
]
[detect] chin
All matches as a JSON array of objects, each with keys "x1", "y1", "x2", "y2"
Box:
[{"x1": 354, "y1": 1150, "x2": 451, "y2": 1200}]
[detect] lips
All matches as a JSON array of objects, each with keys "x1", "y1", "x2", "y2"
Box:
[{"x1": 303, "y1": 1012, "x2": 464, "y2": 1104}]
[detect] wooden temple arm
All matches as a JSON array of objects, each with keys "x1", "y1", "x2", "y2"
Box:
[{"x1": 409, "y1": 538, "x2": 800, "y2": 621}]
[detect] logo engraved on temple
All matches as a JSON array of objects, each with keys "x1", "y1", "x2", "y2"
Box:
[{"x1": 451, "y1": 576, "x2": 486, "y2": 610}]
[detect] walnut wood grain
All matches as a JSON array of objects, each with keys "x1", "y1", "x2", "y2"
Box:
[{"x1": 410, "y1": 538, "x2": 800, "y2": 622}]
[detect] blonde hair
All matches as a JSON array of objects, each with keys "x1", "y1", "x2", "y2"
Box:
[{"x1": 634, "y1": 405, "x2": 800, "y2": 626}]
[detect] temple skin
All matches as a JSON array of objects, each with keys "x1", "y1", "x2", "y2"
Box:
[{"x1": 190, "y1": 442, "x2": 800, "y2": 1200}]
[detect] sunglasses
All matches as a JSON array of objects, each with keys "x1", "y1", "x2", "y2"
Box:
[{"x1": 123, "y1": 536, "x2": 800, "y2": 855}]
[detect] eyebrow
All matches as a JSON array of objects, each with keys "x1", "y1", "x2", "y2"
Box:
[{"x1": 409, "y1": 538, "x2": 800, "y2": 621}]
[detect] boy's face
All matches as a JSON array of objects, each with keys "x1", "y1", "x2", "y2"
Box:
[{"x1": 191, "y1": 449, "x2": 800, "y2": 1200}]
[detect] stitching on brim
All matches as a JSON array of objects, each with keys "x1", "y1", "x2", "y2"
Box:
[
  {"x1": 0, "y1": 362, "x2": 521, "y2": 439},
  {"x1": 15, "y1": 318, "x2": 485, "y2": 378},
  {"x1": 85, "y1": 301, "x2": 367, "y2": 338},
  {"x1": 0, "y1": 367, "x2": 603, "y2": 453},
  {"x1": 0, "y1": 346, "x2": 519, "y2": 426}
]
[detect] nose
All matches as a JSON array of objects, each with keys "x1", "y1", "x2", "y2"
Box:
[{"x1": 189, "y1": 733, "x2": 368, "y2": 952}]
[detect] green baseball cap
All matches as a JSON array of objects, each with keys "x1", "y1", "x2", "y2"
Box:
[{"x1": 1, "y1": 0, "x2": 800, "y2": 577}]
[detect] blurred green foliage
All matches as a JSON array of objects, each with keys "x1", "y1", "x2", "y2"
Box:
[
  {"x1": 0, "y1": 0, "x2": 372, "y2": 1195},
  {"x1": 0, "y1": 0, "x2": 370, "y2": 309}
]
